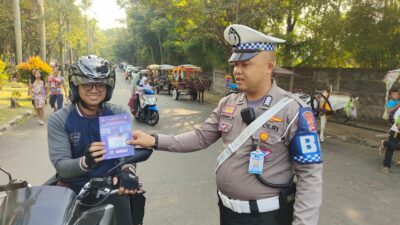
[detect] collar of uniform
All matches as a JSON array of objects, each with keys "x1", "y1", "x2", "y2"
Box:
[
  {"x1": 235, "y1": 92, "x2": 246, "y2": 105},
  {"x1": 259, "y1": 79, "x2": 283, "y2": 110}
]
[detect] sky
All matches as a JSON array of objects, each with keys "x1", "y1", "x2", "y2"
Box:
[{"x1": 86, "y1": 0, "x2": 127, "y2": 30}]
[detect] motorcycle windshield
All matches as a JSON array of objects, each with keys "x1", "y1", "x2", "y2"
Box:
[{"x1": 0, "y1": 186, "x2": 76, "y2": 225}]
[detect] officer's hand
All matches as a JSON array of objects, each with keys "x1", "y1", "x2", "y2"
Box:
[
  {"x1": 112, "y1": 169, "x2": 139, "y2": 195},
  {"x1": 127, "y1": 131, "x2": 155, "y2": 148},
  {"x1": 83, "y1": 142, "x2": 106, "y2": 169}
]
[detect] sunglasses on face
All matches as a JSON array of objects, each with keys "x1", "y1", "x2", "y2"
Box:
[{"x1": 80, "y1": 82, "x2": 107, "y2": 91}]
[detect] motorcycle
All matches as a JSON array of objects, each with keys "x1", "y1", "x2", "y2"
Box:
[
  {"x1": 130, "y1": 89, "x2": 159, "y2": 126},
  {"x1": 0, "y1": 148, "x2": 153, "y2": 225}
]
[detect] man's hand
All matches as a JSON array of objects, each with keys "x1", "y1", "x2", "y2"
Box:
[
  {"x1": 112, "y1": 169, "x2": 142, "y2": 195},
  {"x1": 127, "y1": 131, "x2": 156, "y2": 148},
  {"x1": 83, "y1": 142, "x2": 106, "y2": 169}
]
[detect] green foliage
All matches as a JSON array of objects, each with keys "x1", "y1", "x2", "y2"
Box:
[
  {"x1": 105, "y1": 0, "x2": 400, "y2": 69},
  {"x1": 0, "y1": 60, "x2": 9, "y2": 90}
]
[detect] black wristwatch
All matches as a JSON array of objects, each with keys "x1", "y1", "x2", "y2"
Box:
[{"x1": 150, "y1": 134, "x2": 158, "y2": 149}]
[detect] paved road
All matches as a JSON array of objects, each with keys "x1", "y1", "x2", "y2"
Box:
[{"x1": 0, "y1": 70, "x2": 399, "y2": 225}]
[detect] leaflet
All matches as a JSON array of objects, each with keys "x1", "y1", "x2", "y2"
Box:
[{"x1": 99, "y1": 113, "x2": 135, "y2": 160}]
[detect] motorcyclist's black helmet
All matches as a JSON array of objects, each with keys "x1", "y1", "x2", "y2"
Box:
[{"x1": 69, "y1": 55, "x2": 115, "y2": 103}]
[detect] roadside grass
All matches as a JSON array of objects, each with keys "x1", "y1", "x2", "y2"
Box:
[
  {"x1": 0, "y1": 82, "x2": 33, "y2": 126},
  {"x1": 0, "y1": 107, "x2": 32, "y2": 126}
]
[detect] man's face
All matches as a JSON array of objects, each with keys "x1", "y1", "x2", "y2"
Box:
[
  {"x1": 231, "y1": 52, "x2": 274, "y2": 92},
  {"x1": 391, "y1": 91, "x2": 399, "y2": 100},
  {"x1": 78, "y1": 83, "x2": 107, "y2": 107}
]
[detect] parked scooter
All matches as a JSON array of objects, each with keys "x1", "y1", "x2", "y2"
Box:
[
  {"x1": 130, "y1": 89, "x2": 159, "y2": 126},
  {"x1": 0, "y1": 148, "x2": 153, "y2": 225}
]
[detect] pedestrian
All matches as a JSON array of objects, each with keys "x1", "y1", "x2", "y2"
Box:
[
  {"x1": 378, "y1": 88, "x2": 400, "y2": 159},
  {"x1": 48, "y1": 65, "x2": 67, "y2": 112},
  {"x1": 30, "y1": 70, "x2": 48, "y2": 125},
  {"x1": 380, "y1": 107, "x2": 400, "y2": 173},
  {"x1": 130, "y1": 24, "x2": 322, "y2": 225},
  {"x1": 47, "y1": 55, "x2": 145, "y2": 225},
  {"x1": 386, "y1": 88, "x2": 400, "y2": 124},
  {"x1": 131, "y1": 69, "x2": 141, "y2": 92}
]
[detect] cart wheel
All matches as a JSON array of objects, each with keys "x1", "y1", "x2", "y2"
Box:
[{"x1": 172, "y1": 89, "x2": 179, "y2": 100}]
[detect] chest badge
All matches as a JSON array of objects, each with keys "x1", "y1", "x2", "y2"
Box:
[
  {"x1": 260, "y1": 132, "x2": 269, "y2": 141},
  {"x1": 223, "y1": 105, "x2": 236, "y2": 115},
  {"x1": 269, "y1": 116, "x2": 283, "y2": 123}
]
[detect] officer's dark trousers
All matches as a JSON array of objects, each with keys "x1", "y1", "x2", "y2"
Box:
[
  {"x1": 218, "y1": 201, "x2": 281, "y2": 225},
  {"x1": 383, "y1": 131, "x2": 400, "y2": 168}
]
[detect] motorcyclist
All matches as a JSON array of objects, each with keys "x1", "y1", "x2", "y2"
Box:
[{"x1": 47, "y1": 55, "x2": 145, "y2": 225}]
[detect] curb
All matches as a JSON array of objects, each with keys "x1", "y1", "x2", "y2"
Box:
[{"x1": 0, "y1": 110, "x2": 33, "y2": 135}]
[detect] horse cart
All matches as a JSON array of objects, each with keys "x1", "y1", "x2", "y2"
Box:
[
  {"x1": 152, "y1": 64, "x2": 175, "y2": 94},
  {"x1": 170, "y1": 64, "x2": 202, "y2": 101}
]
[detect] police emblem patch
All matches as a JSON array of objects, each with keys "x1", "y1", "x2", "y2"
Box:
[
  {"x1": 218, "y1": 122, "x2": 232, "y2": 132},
  {"x1": 223, "y1": 105, "x2": 236, "y2": 115},
  {"x1": 302, "y1": 111, "x2": 317, "y2": 132},
  {"x1": 263, "y1": 96, "x2": 273, "y2": 107},
  {"x1": 228, "y1": 27, "x2": 241, "y2": 46}
]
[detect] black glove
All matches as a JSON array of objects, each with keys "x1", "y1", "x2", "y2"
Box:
[
  {"x1": 117, "y1": 168, "x2": 139, "y2": 191},
  {"x1": 84, "y1": 149, "x2": 101, "y2": 169}
]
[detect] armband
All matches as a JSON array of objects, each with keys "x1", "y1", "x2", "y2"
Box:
[{"x1": 289, "y1": 107, "x2": 322, "y2": 164}]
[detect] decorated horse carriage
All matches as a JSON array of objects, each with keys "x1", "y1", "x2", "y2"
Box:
[
  {"x1": 170, "y1": 64, "x2": 204, "y2": 101},
  {"x1": 153, "y1": 64, "x2": 175, "y2": 94}
]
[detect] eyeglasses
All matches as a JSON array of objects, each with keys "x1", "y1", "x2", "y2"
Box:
[{"x1": 80, "y1": 83, "x2": 107, "y2": 91}]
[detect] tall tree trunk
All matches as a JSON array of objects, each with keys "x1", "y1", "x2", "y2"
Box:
[
  {"x1": 157, "y1": 32, "x2": 163, "y2": 64},
  {"x1": 37, "y1": 0, "x2": 46, "y2": 62},
  {"x1": 149, "y1": 45, "x2": 155, "y2": 64},
  {"x1": 12, "y1": 0, "x2": 22, "y2": 64}
]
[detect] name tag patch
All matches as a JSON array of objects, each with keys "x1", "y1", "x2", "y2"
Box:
[
  {"x1": 221, "y1": 114, "x2": 235, "y2": 121},
  {"x1": 263, "y1": 123, "x2": 280, "y2": 133}
]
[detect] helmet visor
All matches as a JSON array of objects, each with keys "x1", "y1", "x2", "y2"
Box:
[{"x1": 70, "y1": 75, "x2": 115, "y2": 87}]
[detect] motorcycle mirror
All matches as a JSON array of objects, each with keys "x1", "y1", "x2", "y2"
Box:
[
  {"x1": 106, "y1": 148, "x2": 153, "y2": 175},
  {"x1": 0, "y1": 166, "x2": 29, "y2": 192},
  {"x1": 0, "y1": 166, "x2": 13, "y2": 182}
]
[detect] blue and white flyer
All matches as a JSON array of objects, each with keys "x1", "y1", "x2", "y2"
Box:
[{"x1": 99, "y1": 113, "x2": 135, "y2": 160}]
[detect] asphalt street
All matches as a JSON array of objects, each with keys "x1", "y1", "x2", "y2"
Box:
[{"x1": 0, "y1": 70, "x2": 399, "y2": 225}]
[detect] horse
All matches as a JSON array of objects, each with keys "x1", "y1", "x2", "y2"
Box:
[
  {"x1": 295, "y1": 90, "x2": 360, "y2": 142},
  {"x1": 193, "y1": 77, "x2": 212, "y2": 103}
]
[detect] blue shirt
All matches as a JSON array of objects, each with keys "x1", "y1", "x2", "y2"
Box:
[{"x1": 386, "y1": 99, "x2": 399, "y2": 109}]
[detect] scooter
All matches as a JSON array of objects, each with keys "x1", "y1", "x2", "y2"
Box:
[
  {"x1": 131, "y1": 89, "x2": 159, "y2": 126},
  {"x1": 0, "y1": 148, "x2": 153, "y2": 225}
]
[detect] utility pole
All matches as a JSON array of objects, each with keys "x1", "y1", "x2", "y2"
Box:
[
  {"x1": 37, "y1": 0, "x2": 46, "y2": 62},
  {"x1": 12, "y1": 0, "x2": 22, "y2": 64}
]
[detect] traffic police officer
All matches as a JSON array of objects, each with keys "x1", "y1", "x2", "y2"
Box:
[{"x1": 130, "y1": 24, "x2": 322, "y2": 225}]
